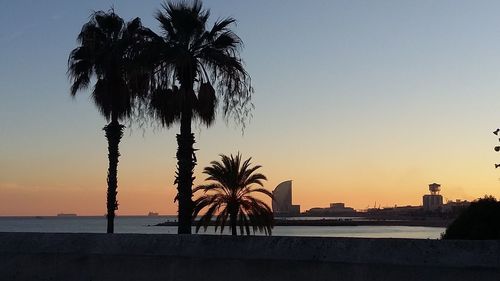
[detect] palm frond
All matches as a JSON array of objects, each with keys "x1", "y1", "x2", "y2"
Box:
[
  {"x1": 149, "y1": 86, "x2": 181, "y2": 127},
  {"x1": 244, "y1": 173, "x2": 267, "y2": 187},
  {"x1": 208, "y1": 18, "x2": 236, "y2": 39},
  {"x1": 68, "y1": 47, "x2": 92, "y2": 96},
  {"x1": 194, "y1": 82, "x2": 217, "y2": 126}
]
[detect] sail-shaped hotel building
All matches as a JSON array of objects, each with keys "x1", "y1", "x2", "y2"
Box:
[{"x1": 272, "y1": 180, "x2": 300, "y2": 216}]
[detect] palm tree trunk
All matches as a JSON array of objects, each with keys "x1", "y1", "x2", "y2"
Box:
[
  {"x1": 103, "y1": 119, "x2": 124, "y2": 234},
  {"x1": 230, "y1": 210, "x2": 237, "y2": 236},
  {"x1": 176, "y1": 107, "x2": 196, "y2": 234}
]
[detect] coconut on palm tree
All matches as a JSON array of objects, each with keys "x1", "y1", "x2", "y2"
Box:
[
  {"x1": 193, "y1": 153, "x2": 273, "y2": 236},
  {"x1": 68, "y1": 10, "x2": 150, "y2": 233},
  {"x1": 144, "y1": 1, "x2": 253, "y2": 234}
]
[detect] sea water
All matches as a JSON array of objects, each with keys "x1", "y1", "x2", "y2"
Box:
[{"x1": 0, "y1": 216, "x2": 445, "y2": 239}]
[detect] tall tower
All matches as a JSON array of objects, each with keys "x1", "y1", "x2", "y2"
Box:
[
  {"x1": 272, "y1": 180, "x2": 292, "y2": 215},
  {"x1": 272, "y1": 180, "x2": 300, "y2": 216},
  {"x1": 423, "y1": 183, "x2": 443, "y2": 211}
]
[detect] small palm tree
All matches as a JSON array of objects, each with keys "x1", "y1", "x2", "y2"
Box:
[
  {"x1": 143, "y1": 0, "x2": 253, "y2": 234},
  {"x1": 67, "y1": 10, "x2": 150, "y2": 233},
  {"x1": 193, "y1": 153, "x2": 274, "y2": 236}
]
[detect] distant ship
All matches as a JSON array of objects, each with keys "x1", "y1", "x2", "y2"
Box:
[
  {"x1": 148, "y1": 212, "x2": 159, "y2": 217},
  {"x1": 57, "y1": 213, "x2": 77, "y2": 217}
]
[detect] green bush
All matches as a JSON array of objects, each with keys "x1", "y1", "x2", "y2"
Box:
[{"x1": 442, "y1": 196, "x2": 500, "y2": 240}]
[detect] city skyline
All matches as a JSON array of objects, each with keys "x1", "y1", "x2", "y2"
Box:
[{"x1": 2, "y1": 0, "x2": 500, "y2": 216}]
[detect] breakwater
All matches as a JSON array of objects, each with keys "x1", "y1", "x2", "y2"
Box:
[
  {"x1": 0, "y1": 232, "x2": 498, "y2": 281},
  {"x1": 157, "y1": 218, "x2": 451, "y2": 227}
]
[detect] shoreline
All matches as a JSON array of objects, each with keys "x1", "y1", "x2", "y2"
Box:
[{"x1": 156, "y1": 218, "x2": 451, "y2": 228}]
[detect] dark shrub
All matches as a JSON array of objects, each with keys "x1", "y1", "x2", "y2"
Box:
[{"x1": 442, "y1": 196, "x2": 500, "y2": 240}]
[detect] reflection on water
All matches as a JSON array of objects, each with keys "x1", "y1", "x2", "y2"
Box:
[
  {"x1": 0, "y1": 216, "x2": 444, "y2": 239},
  {"x1": 273, "y1": 225, "x2": 444, "y2": 239}
]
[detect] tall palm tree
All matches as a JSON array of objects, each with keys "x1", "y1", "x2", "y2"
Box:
[
  {"x1": 193, "y1": 153, "x2": 273, "y2": 236},
  {"x1": 145, "y1": 1, "x2": 253, "y2": 234},
  {"x1": 68, "y1": 10, "x2": 150, "y2": 233}
]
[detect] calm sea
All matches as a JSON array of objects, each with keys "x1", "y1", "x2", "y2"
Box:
[{"x1": 0, "y1": 216, "x2": 445, "y2": 239}]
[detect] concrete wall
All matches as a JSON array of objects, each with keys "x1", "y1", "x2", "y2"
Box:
[{"x1": 0, "y1": 232, "x2": 499, "y2": 281}]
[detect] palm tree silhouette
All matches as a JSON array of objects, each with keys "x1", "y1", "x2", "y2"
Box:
[
  {"x1": 193, "y1": 153, "x2": 273, "y2": 236},
  {"x1": 144, "y1": 1, "x2": 253, "y2": 234},
  {"x1": 68, "y1": 10, "x2": 150, "y2": 233}
]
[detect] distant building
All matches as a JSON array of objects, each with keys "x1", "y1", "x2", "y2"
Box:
[
  {"x1": 328, "y1": 203, "x2": 355, "y2": 213},
  {"x1": 423, "y1": 183, "x2": 443, "y2": 211},
  {"x1": 442, "y1": 199, "x2": 470, "y2": 213},
  {"x1": 305, "y1": 202, "x2": 356, "y2": 216},
  {"x1": 330, "y1": 203, "x2": 345, "y2": 209},
  {"x1": 272, "y1": 180, "x2": 300, "y2": 216},
  {"x1": 366, "y1": 205, "x2": 421, "y2": 216}
]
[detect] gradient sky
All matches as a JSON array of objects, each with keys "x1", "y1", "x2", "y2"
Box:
[{"x1": 2, "y1": 0, "x2": 500, "y2": 215}]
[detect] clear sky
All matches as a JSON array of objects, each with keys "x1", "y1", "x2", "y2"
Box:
[{"x1": 2, "y1": 0, "x2": 500, "y2": 215}]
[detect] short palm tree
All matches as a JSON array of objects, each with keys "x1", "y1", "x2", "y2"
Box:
[
  {"x1": 193, "y1": 153, "x2": 274, "y2": 236},
  {"x1": 144, "y1": 1, "x2": 253, "y2": 234},
  {"x1": 68, "y1": 10, "x2": 150, "y2": 233}
]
